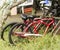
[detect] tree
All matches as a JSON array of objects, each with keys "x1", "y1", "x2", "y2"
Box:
[{"x1": 0, "y1": 0, "x2": 25, "y2": 32}]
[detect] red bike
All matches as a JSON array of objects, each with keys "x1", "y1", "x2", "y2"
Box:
[
  {"x1": 1, "y1": 14, "x2": 39, "y2": 41},
  {"x1": 9, "y1": 14, "x2": 55, "y2": 44}
]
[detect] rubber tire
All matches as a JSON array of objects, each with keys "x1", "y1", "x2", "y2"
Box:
[
  {"x1": 9, "y1": 23, "x2": 26, "y2": 44},
  {"x1": 9, "y1": 23, "x2": 33, "y2": 45},
  {"x1": 1, "y1": 22, "x2": 17, "y2": 40}
]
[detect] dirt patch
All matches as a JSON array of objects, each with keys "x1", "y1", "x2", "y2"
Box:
[{"x1": 5, "y1": 14, "x2": 23, "y2": 25}]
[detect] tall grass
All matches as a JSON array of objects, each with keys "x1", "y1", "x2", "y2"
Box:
[{"x1": 0, "y1": 34, "x2": 60, "y2": 50}]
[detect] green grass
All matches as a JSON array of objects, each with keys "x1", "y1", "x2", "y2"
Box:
[
  {"x1": 0, "y1": 26, "x2": 60, "y2": 50},
  {"x1": 0, "y1": 33, "x2": 60, "y2": 50}
]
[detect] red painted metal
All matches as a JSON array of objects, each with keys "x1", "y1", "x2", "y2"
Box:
[{"x1": 14, "y1": 17, "x2": 55, "y2": 37}]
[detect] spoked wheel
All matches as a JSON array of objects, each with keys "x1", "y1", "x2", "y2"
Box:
[
  {"x1": 9, "y1": 23, "x2": 32, "y2": 45},
  {"x1": 1, "y1": 22, "x2": 17, "y2": 41}
]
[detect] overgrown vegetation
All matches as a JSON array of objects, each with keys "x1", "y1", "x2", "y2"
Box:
[{"x1": 0, "y1": 30, "x2": 60, "y2": 50}]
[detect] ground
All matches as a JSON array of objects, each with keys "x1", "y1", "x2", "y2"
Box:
[
  {"x1": 5, "y1": 11, "x2": 43, "y2": 24},
  {"x1": 4, "y1": 14, "x2": 23, "y2": 26}
]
